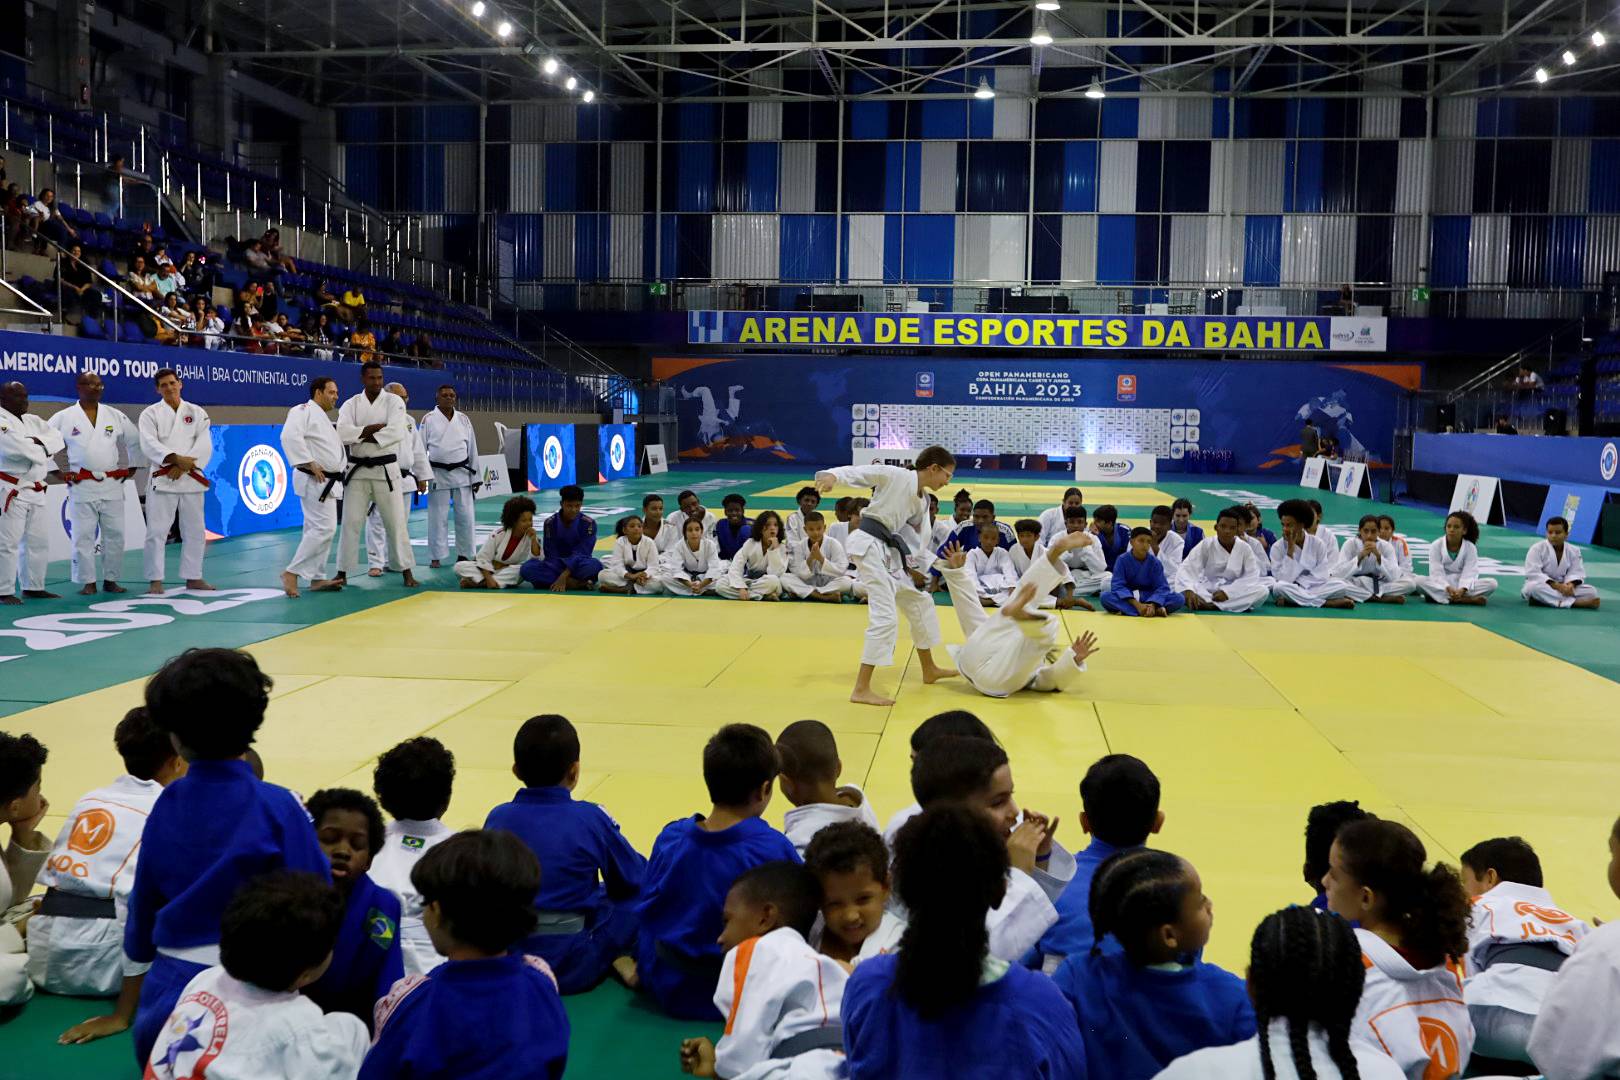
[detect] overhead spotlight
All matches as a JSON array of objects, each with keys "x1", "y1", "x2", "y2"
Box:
[
  {"x1": 1029, "y1": 14, "x2": 1053, "y2": 45},
  {"x1": 1035, "y1": 0, "x2": 1059, "y2": 10},
  {"x1": 583, "y1": 89, "x2": 595, "y2": 103},
  {"x1": 470, "y1": 1, "x2": 484, "y2": 15},
  {"x1": 1594, "y1": 30, "x2": 1607, "y2": 46},
  {"x1": 543, "y1": 56, "x2": 559, "y2": 75},
  {"x1": 1562, "y1": 49, "x2": 1577, "y2": 65},
  {"x1": 496, "y1": 19, "x2": 513, "y2": 36},
  {"x1": 522, "y1": 41, "x2": 537, "y2": 56},
  {"x1": 565, "y1": 75, "x2": 578, "y2": 90},
  {"x1": 1534, "y1": 66, "x2": 1550, "y2": 82},
  {"x1": 974, "y1": 76, "x2": 995, "y2": 100},
  {"x1": 1084, "y1": 78, "x2": 1105, "y2": 99}
]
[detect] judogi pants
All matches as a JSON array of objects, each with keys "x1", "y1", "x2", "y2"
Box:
[
  {"x1": 343, "y1": 475, "x2": 413, "y2": 574},
  {"x1": 1070, "y1": 568, "x2": 1112, "y2": 595},
  {"x1": 1182, "y1": 576, "x2": 1270, "y2": 612},
  {"x1": 853, "y1": 547, "x2": 942, "y2": 667},
  {"x1": 428, "y1": 484, "x2": 476, "y2": 561},
  {"x1": 663, "y1": 576, "x2": 717, "y2": 597},
  {"x1": 454, "y1": 560, "x2": 523, "y2": 588},
  {"x1": 1102, "y1": 586, "x2": 1186, "y2": 615},
  {"x1": 1270, "y1": 577, "x2": 1356, "y2": 608},
  {"x1": 367, "y1": 489, "x2": 417, "y2": 571},
  {"x1": 70, "y1": 492, "x2": 126, "y2": 584},
  {"x1": 782, "y1": 572, "x2": 855, "y2": 599},
  {"x1": 716, "y1": 574, "x2": 781, "y2": 599},
  {"x1": 939, "y1": 563, "x2": 1084, "y2": 695},
  {"x1": 1417, "y1": 576, "x2": 1498, "y2": 603},
  {"x1": 142, "y1": 491, "x2": 206, "y2": 582},
  {"x1": 0, "y1": 499, "x2": 50, "y2": 596},
  {"x1": 1341, "y1": 573, "x2": 1416, "y2": 603},
  {"x1": 599, "y1": 566, "x2": 665, "y2": 593},
  {"x1": 286, "y1": 489, "x2": 340, "y2": 582},
  {"x1": 520, "y1": 553, "x2": 602, "y2": 588},
  {"x1": 1523, "y1": 580, "x2": 1599, "y2": 607}
]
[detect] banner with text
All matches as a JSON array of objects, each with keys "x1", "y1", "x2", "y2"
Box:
[
  {"x1": 202, "y1": 424, "x2": 306, "y2": 537},
  {"x1": 688, "y1": 312, "x2": 1387, "y2": 353}
]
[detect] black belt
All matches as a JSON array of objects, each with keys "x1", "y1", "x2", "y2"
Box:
[
  {"x1": 774, "y1": 1026, "x2": 844, "y2": 1058},
  {"x1": 430, "y1": 457, "x2": 481, "y2": 493},
  {"x1": 654, "y1": 940, "x2": 724, "y2": 979},
  {"x1": 38, "y1": 887, "x2": 117, "y2": 920},
  {"x1": 297, "y1": 465, "x2": 343, "y2": 503},
  {"x1": 345, "y1": 453, "x2": 398, "y2": 491},
  {"x1": 1480, "y1": 941, "x2": 1568, "y2": 973}
]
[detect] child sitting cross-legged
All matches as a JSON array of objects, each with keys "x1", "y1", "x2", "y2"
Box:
[
  {"x1": 803, "y1": 821, "x2": 905, "y2": 966},
  {"x1": 455, "y1": 496, "x2": 540, "y2": 589},
  {"x1": 678, "y1": 862, "x2": 848, "y2": 1079}
]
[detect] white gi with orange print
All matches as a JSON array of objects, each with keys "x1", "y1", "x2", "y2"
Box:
[
  {"x1": 1351, "y1": 928, "x2": 1475, "y2": 1080},
  {"x1": 1462, "y1": 882, "x2": 1588, "y2": 1063},
  {"x1": 712, "y1": 926, "x2": 849, "y2": 1080},
  {"x1": 27, "y1": 774, "x2": 164, "y2": 996}
]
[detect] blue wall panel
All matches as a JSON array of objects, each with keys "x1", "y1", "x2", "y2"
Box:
[
  {"x1": 1356, "y1": 141, "x2": 1397, "y2": 213},
  {"x1": 576, "y1": 213, "x2": 602, "y2": 282},
  {"x1": 1101, "y1": 94, "x2": 1140, "y2": 138},
  {"x1": 1035, "y1": 99, "x2": 1102, "y2": 139},
  {"x1": 919, "y1": 99, "x2": 968, "y2": 139},
  {"x1": 343, "y1": 146, "x2": 382, "y2": 206},
  {"x1": 1243, "y1": 214, "x2": 1282, "y2": 286},
  {"x1": 575, "y1": 145, "x2": 600, "y2": 212},
  {"x1": 1098, "y1": 215, "x2": 1136, "y2": 284},
  {"x1": 841, "y1": 143, "x2": 887, "y2": 212},
  {"x1": 1430, "y1": 216, "x2": 1471, "y2": 287},
  {"x1": 1494, "y1": 139, "x2": 1551, "y2": 213},
  {"x1": 675, "y1": 143, "x2": 716, "y2": 212},
  {"x1": 1162, "y1": 142, "x2": 1210, "y2": 212},
  {"x1": 545, "y1": 144, "x2": 577, "y2": 211},
  {"x1": 1355, "y1": 216, "x2": 1393, "y2": 283},
  {"x1": 1507, "y1": 216, "x2": 1550, "y2": 288},
  {"x1": 886, "y1": 142, "x2": 906, "y2": 212},
  {"x1": 1033, "y1": 142, "x2": 1097, "y2": 212},
  {"x1": 509, "y1": 214, "x2": 543, "y2": 278},
  {"x1": 746, "y1": 142, "x2": 779, "y2": 212},
  {"x1": 903, "y1": 215, "x2": 954, "y2": 283},
  {"x1": 1550, "y1": 215, "x2": 1586, "y2": 288},
  {"x1": 1136, "y1": 142, "x2": 1162, "y2": 212},
  {"x1": 965, "y1": 142, "x2": 1029, "y2": 212},
  {"x1": 1593, "y1": 141, "x2": 1620, "y2": 211},
  {"x1": 424, "y1": 105, "x2": 479, "y2": 140},
  {"x1": 1031, "y1": 215, "x2": 1062, "y2": 281},
  {"x1": 1285, "y1": 140, "x2": 1323, "y2": 213},
  {"x1": 779, "y1": 216, "x2": 836, "y2": 282}
]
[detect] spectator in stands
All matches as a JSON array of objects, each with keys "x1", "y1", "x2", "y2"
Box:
[
  {"x1": 381, "y1": 329, "x2": 406, "y2": 358},
  {"x1": 258, "y1": 312, "x2": 285, "y2": 355},
  {"x1": 153, "y1": 262, "x2": 181, "y2": 301},
  {"x1": 259, "y1": 280, "x2": 281, "y2": 323},
  {"x1": 315, "y1": 278, "x2": 348, "y2": 324},
  {"x1": 175, "y1": 251, "x2": 200, "y2": 294},
  {"x1": 56, "y1": 242, "x2": 104, "y2": 322},
  {"x1": 190, "y1": 252, "x2": 220, "y2": 297},
  {"x1": 349, "y1": 318, "x2": 378, "y2": 364},
  {"x1": 1337, "y1": 283, "x2": 1354, "y2": 315},
  {"x1": 2, "y1": 183, "x2": 23, "y2": 246},
  {"x1": 410, "y1": 333, "x2": 436, "y2": 365},
  {"x1": 104, "y1": 154, "x2": 127, "y2": 210},
  {"x1": 262, "y1": 228, "x2": 297, "y2": 274},
  {"x1": 1494, "y1": 417, "x2": 1518, "y2": 436},
  {"x1": 234, "y1": 287, "x2": 260, "y2": 326},
  {"x1": 20, "y1": 188, "x2": 77, "y2": 254},
  {"x1": 273, "y1": 313, "x2": 306, "y2": 354},
  {"x1": 152, "y1": 244, "x2": 174, "y2": 269},
  {"x1": 190, "y1": 296, "x2": 223, "y2": 349},
  {"x1": 126, "y1": 255, "x2": 160, "y2": 304},
  {"x1": 153, "y1": 293, "x2": 191, "y2": 346},
  {"x1": 243, "y1": 238, "x2": 276, "y2": 281},
  {"x1": 341, "y1": 283, "x2": 367, "y2": 322},
  {"x1": 305, "y1": 312, "x2": 337, "y2": 361},
  {"x1": 231, "y1": 312, "x2": 260, "y2": 353},
  {"x1": 128, "y1": 231, "x2": 156, "y2": 269},
  {"x1": 1511, "y1": 366, "x2": 1545, "y2": 392}
]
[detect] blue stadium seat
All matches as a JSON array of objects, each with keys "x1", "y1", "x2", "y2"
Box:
[{"x1": 80, "y1": 315, "x2": 105, "y2": 339}]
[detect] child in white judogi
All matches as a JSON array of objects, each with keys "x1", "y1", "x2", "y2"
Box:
[
  {"x1": 599, "y1": 514, "x2": 664, "y2": 595},
  {"x1": 1268, "y1": 499, "x2": 1355, "y2": 609},
  {"x1": 1377, "y1": 515, "x2": 1417, "y2": 582},
  {"x1": 455, "y1": 495, "x2": 539, "y2": 589},
  {"x1": 1417, "y1": 511, "x2": 1498, "y2": 605},
  {"x1": 643, "y1": 494, "x2": 682, "y2": 553},
  {"x1": 368, "y1": 736, "x2": 456, "y2": 978},
  {"x1": 783, "y1": 486, "x2": 822, "y2": 548},
  {"x1": 1178, "y1": 507, "x2": 1271, "y2": 612},
  {"x1": 673, "y1": 490, "x2": 721, "y2": 539},
  {"x1": 663, "y1": 517, "x2": 725, "y2": 597},
  {"x1": 1147, "y1": 506, "x2": 1185, "y2": 582},
  {"x1": 783, "y1": 512, "x2": 854, "y2": 602},
  {"x1": 145, "y1": 872, "x2": 368, "y2": 1080},
  {"x1": 1521, "y1": 517, "x2": 1601, "y2": 609},
  {"x1": 1038, "y1": 488, "x2": 1086, "y2": 545},
  {"x1": 679, "y1": 864, "x2": 847, "y2": 1080},
  {"x1": 1007, "y1": 520, "x2": 1058, "y2": 609},
  {"x1": 803, "y1": 822, "x2": 907, "y2": 968},
  {"x1": 29, "y1": 709, "x2": 184, "y2": 1040},
  {"x1": 776, "y1": 721, "x2": 881, "y2": 856},
  {"x1": 1459, "y1": 837, "x2": 1589, "y2": 1068},
  {"x1": 927, "y1": 494, "x2": 953, "y2": 550},
  {"x1": 1335, "y1": 515, "x2": 1415, "y2": 604},
  {"x1": 967, "y1": 522, "x2": 1019, "y2": 605},
  {"x1": 1057, "y1": 508, "x2": 1109, "y2": 601},
  {"x1": 717, "y1": 512, "x2": 789, "y2": 600}
]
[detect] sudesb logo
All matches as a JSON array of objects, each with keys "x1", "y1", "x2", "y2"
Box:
[{"x1": 1095, "y1": 459, "x2": 1135, "y2": 476}]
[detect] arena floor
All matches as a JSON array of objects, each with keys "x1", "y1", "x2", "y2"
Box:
[{"x1": 3, "y1": 468, "x2": 1619, "y2": 1077}]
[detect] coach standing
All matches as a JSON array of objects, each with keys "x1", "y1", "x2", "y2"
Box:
[
  {"x1": 421, "y1": 384, "x2": 477, "y2": 569},
  {"x1": 0, "y1": 381, "x2": 66, "y2": 604},
  {"x1": 280, "y1": 376, "x2": 347, "y2": 598},
  {"x1": 50, "y1": 372, "x2": 139, "y2": 594},
  {"x1": 140, "y1": 368, "x2": 214, "y2": 595}
]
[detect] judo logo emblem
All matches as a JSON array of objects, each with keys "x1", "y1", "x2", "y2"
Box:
[
  {"x1": 1602, "y1": 441, "x2": 1618, "y2": 482},
  {"x1": 609, "y1": 433, "x2": 627, "y2": 472},
  {"x1": 237, "y1": 444, "x2": 288, "y2": 516},
  {"x1": 157, "y1": 990, "x2": 229, "y2": 1077},
  {"x1": 542, "y1": 435, "x2": 564, "y2": 480},
  {"x1": 67, "y1": 808, "x2": 116, "y2": 855}
]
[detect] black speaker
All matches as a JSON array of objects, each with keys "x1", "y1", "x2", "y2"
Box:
[
  {"x1": 1543, "y1": 408, "x2": 1568, "y2": 436},
  {"x1": 1434, "y1": 403, "x2": 1456, "y2": 432}
]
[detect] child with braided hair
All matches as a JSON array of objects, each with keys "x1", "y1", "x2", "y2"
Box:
[
  {"x1": 1053, "y1": 848, "x2": 1254, "y2": 1080},
  {"x1": 1154, "y1": 905, "x2": 1405, "y2": 1079},
  {"x1": 1322, "y1": 819, "x2": 1474, "y2": 1080}
]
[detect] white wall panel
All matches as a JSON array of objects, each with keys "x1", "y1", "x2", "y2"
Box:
[
  {"x1": 608, "y1": 213, "x2": 643, "y2": 279},
  {"x1": 1171, "y1": 97, "x2": 1212, "y2": 139},
  {"x1": 1394, "y1": 139, "x2": 1430, "y2": 214},
  {"x1": 1059, "y1": 215, "x2": 1097, "y2": 282},
  {"x1": 1469, "y1": 214, "x2": 1508, "y2": 285},
  {"x1": 992, "y1": 68, "x2": 1030, "y2": 140},
  {"x1": 508, "y1": 144, "x2": 545, "y2": 212},
  {"x1": 845, "y1": 214, "x2": 885, "y2": 282},
  {"x1": 443, "y1": 143, "x2": 478, "y2": 213},
  {"x1": 985, "y1": 214, "x2": 1025, "y2": 280},
  {"x1": 1436, "y1": 96, "x2": 1477, "y2": 137},
  {"x1": 918, "y1": 142, "x2": 958, "y2": 212},
  {"x1": 609, "y1": 142, "x2": 645, "y2": 212},
  {"x1": 1281, "y1": 214, "x2": 1322, "y2": 285},
  {"x1": 1432, "y1": 140, "x2": 1475, "y2": 215},
  {"x1": 747, "y1": 101, "x2": 782, "y2": 141},
  {"x1": 1239, "y1": 141, "x2": 1285, "y2": 214},
  {"x1": 1361, "y1": 98, "x2": 1400, "y2": 139},
  {"x1": 779, "y1": 142, "x2": 816, "y2": 213},
  {"x1": 1392, "y1": 215, "x2": 1424, "y2": 284},
  {"x1": 1138, "y1": 98, "x2": 1173, "y2": 140},
  {"x1": 1208, "y1": 141, "x2": 1232, "y2": 216},
  {"x1": 543, "y1": 213, "x2": 574, "y2": 279},
  {"x1": 1551, "y1": 138, "x2": 1590, "y2": 214},
  {"x1": 1098, "y1": 141, "x2": 1137, "y2": 213},
  {"x1": 712, "y1": 214, "x2": 779, "y2": 280},
  {"x1": 1205, "y1": 214, "x2": 1242, "y2": 283},
  {"x1": 1167, "y1": 214, "x2": 1207, "y2": 283},
  {"x1": 1584, "y1": 217, "x2": 1620, "y2": 286}
]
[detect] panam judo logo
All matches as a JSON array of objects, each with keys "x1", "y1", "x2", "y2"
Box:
[
  {"x1": 1093, "y1": 458, "x2": 1136, "y2": 478},
  {"x1": 609, "y1": 433, "x2": 627, "y2": 472},
  {"x1": 237, "y1": 444, "x2": 288, "y2": 516},
  {"x1": 1601, "y1": 441, "x2": 1618, "y2": 482},
  {"x1": 542, "y1": 435, "x2": 565, "y2": 479}
]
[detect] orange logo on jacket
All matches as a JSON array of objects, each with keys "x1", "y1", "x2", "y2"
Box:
[
  {"x1": 67, "y1": 808, "x2": 116, "y2": 855},
  {"x1": 1419, "y1": 1018, "x2": 1461, "y2": 1080},
  {"x1": 1514, "y1": 900, "x2": 1574, "y2": 924}
]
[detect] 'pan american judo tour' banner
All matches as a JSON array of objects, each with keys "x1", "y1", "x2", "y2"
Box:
[{"x1": 688, "y1": 312, "x2": 1388, "y2": 353}]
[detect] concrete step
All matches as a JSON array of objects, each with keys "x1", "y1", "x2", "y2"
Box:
[{"x1": 1, "y1": 248, "x2": 62, "y2": 284}]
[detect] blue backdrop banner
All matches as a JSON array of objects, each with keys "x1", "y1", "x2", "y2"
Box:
[
  {"x1": 1415, "y1": 433, "x2": 1620, "y2": 488},
  {"x1": 687, "y1": 311, "x2": 1389, "y2": 353},
  {"x1": 0, "y1": 329, "x2": 445, "y2": 406},
  {"x1": 1537, "y1": 484, "x2": 1615, "y2": 545},
  {"x1": 525, "y1": 423, "x2": 577, "y2": 490},
  {"x1": 598, "y1": 424, "x2": 636, "y2": 481},
  {"x1": 654, "y1": 354, "x2": 1418, "y2": 471},
  {"x1": 200, "y1": 424, "x2": 304, "y2": 537}
]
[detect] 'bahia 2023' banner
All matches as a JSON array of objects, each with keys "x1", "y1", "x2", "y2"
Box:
[{"x1": 653, "y1": 354, "x2": 1420, "y2": 471}]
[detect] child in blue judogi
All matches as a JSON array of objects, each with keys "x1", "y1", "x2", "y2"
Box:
[
  {"x1": 1089, "y1": 505, "x2": 1132, "y2": 569},
  {"x1": 938, "y1": 498, "x2": 1014, "y2": 557},
  {"x1": 361, "y1": 830, "x2": 571, "y2": 1080},
  {"x1": 632, "y1": 723, "x2": 800, "y2": 1020},
  {"x1": 124, "y1": 649, "x2": 331, "y2": 1067},
  {"x1": 521, "y1": 484, "x2": 602, "y2": 589},
  {"x1": 1102, "y1": 528, "x2": 1186, "y2": 617},
  {"x1": 1053, "y1": 848, "x2": 1255, "y2": 1080},
  {"x1": 302, "y1": 788, "x2": 404, "y2": 1030},
  {"x1": 714, "y1": 493, "x2": 752, "y2": 560},
  {"x1": 484, "y1": 714, "x2": 647, "y2": 993}
]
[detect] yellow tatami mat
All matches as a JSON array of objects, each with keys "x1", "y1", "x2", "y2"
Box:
[{"x1": 12, "y1": 595, "x2": 1620, "y2": 968}]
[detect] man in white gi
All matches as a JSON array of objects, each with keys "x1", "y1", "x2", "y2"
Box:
[
  {"x1": 50, "y1": 373, "x2": 139, "y2": 595},
  {"x1": 364, "y1": 382, "x2": 429, "y2": 578},
  {"x1": 139, "y1": 369, "x2": 213, "y2": 595},
  {"x1": 421, "y1": 384, "x2": 478, "y2": 569},
  {"x1": 0, "y1": 381, "x2": 66, "y2": 603},
  {"x1": 935, "y1": 532, "x2": 1100, "y2": 698},
  {"x1": 279, "y1": 377, "x2": 347, "y2": 598},
  {"x1": 336, "y1": 362, "x2": 419, "y2": 588},
  {"x1": 1522, "y1": 516, "x2": 1601, "y2": 609},
  {"x1": 1177, "y1": 505, "x2": 1270, "y2": 613}
]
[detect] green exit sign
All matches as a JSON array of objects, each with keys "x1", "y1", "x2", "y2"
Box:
[
  {"x1": 1410, "y1": 286, "x2": 1430, "y2": 302},
  {"x1": 649, "y1": 282, "x2": 669, "y2": 296}
]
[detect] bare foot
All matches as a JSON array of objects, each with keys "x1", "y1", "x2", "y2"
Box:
[
  {"x1": 103, "y1": 581, "x2": 126, "y2": 594},
  {"x1": 280, "y1": 571, "x2": 301, "y2": 598},
  {"x1": 311, "y1": 578, "x2": 344, "y2": 592},
  {"x1": 1377, "y1": 593, "x2": 1406, "y2": 604},
  {"x1": 430, "y1": 560, "x2": 441, "y2": 569},
  {"x1": 1575, "y1": 597, "x2": 1601, "y2": 609},
  {"x1": 921, "y1": 665, "x2": 959, "y2": 684},
  {"x1": 1070, "y1": 596, "x2": 1095, "y2": 611},
  {"x1": 402, "y1": 570, "x2": 420, "y2": 588},
  {"x1": 850, "y1": 687, "x2": 896, "y2": 707},
  {"x1": 459, "y1": 578, "x2": 476, "y2": 589},
  {"x1": 148, "y1": 580, "x2": 165, "y2": 595},
  {"x1": 22, "y1": 590, "x2": 60, "y2": 599},
  {"x1": 367, "y1": 568, "x2": 384, "y2": 578},
  {"x1": 79, "y1": 583, "x2": 98, "y2": 596},
  {"x1": 611, "y1": 955, "x2": 640, "y2": 988},
  {"x1": 0, "y1": 595, "x2": 19, "y2": 606},
  {"x1": 186, "y1": 580, "x2": 215, "y2": 591},
  {"x1": 1324, "y1": 597, "x2": 1355, "y2": 609}
]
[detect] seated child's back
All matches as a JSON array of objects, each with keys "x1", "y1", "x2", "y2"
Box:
[
  {"x1": 636, "y1": 723, "x2": 800, "y2": 1020},
  {"x1": 484, "y1": 714, "x2": 647, "y2": 993},
  {"x1": 776, "y1": 720, "x2": 879, "y2": 856},
  {"x1": 368, "y1": 737, "x2": 456, "y2": 976},
  {"x1": 362, "y1": 830, "x2": 570, "y2": 1080}
]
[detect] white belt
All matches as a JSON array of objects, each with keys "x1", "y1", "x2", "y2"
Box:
[{"x1": 158, "y1": 942, "x2": 221, "y2": 966}]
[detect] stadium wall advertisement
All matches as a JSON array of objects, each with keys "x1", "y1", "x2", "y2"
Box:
[{"x1": 653, "y1": 355, "x2": 1420, "y2": 472}]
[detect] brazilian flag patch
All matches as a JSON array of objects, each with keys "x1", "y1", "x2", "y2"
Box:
[
  {"x1": 402, "y1": 835, "x2": 425, "y2": 849},
  {"x1": 366, "y1": 908, "x2": 398, "y2": 951}
]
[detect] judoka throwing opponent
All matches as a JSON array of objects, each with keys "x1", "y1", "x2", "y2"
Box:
[{"x1": 935, "y1": 533, "x2": 1101, "y2": 698}]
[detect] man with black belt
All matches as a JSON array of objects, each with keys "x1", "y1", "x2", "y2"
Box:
[
  {"x1": 51, "y1": 373, "x2": 139, "y2": 595},
  {"x1": 336, "y1": 362, "x2": 418, "y2": 588},
  {"x1": 421, "y1": 384, "x2": 478, "y2": 569},
  {"x1": 280, "y1": 376, "x2": 347, "y2": 598},
  {"x1": 0, "y1": 380, "x2": 66, "y2": 604},
  {"x1": 364, "y1": 382, "x2": 429, "y2": 577}
]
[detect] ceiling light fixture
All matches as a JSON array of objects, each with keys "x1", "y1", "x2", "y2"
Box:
[
  {"x1": 1562, "y1": 49, "x2": 1577, "y2": 65},
  {"x1": 496, "y1": 19, "x2": 513, "y2": 36},
  {"x1": 1035, "y1": 0, "x2": 1059, "y2": 10},
  {"x1": 974, "y1": 76, "x2": 995, "y2": 100},
  {"x1": 470, "y1": 0, "x2": 484, "y2": 15},
  {"x1": 543, "y1": 56, "x2": 559, "y2": 75},
  {"x1": 1593, "y1": 30, "x2": 1607, "y2": 47},
  {"x1": 1029, "y1": 14, "x2": 1052, "y2": 45},
  {"x1": 565, "y1": 75, "x2": 578, "y2": 90},
  {"x1": 1084, "y1": 78, "x2": 1105, "y2": 99},
  {"x1": 1534, "y1": 66, "x2": 1550, "y2": 82},
  {"x1": 583, "y1": 89, "x2": 595, "y2": 103}
]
